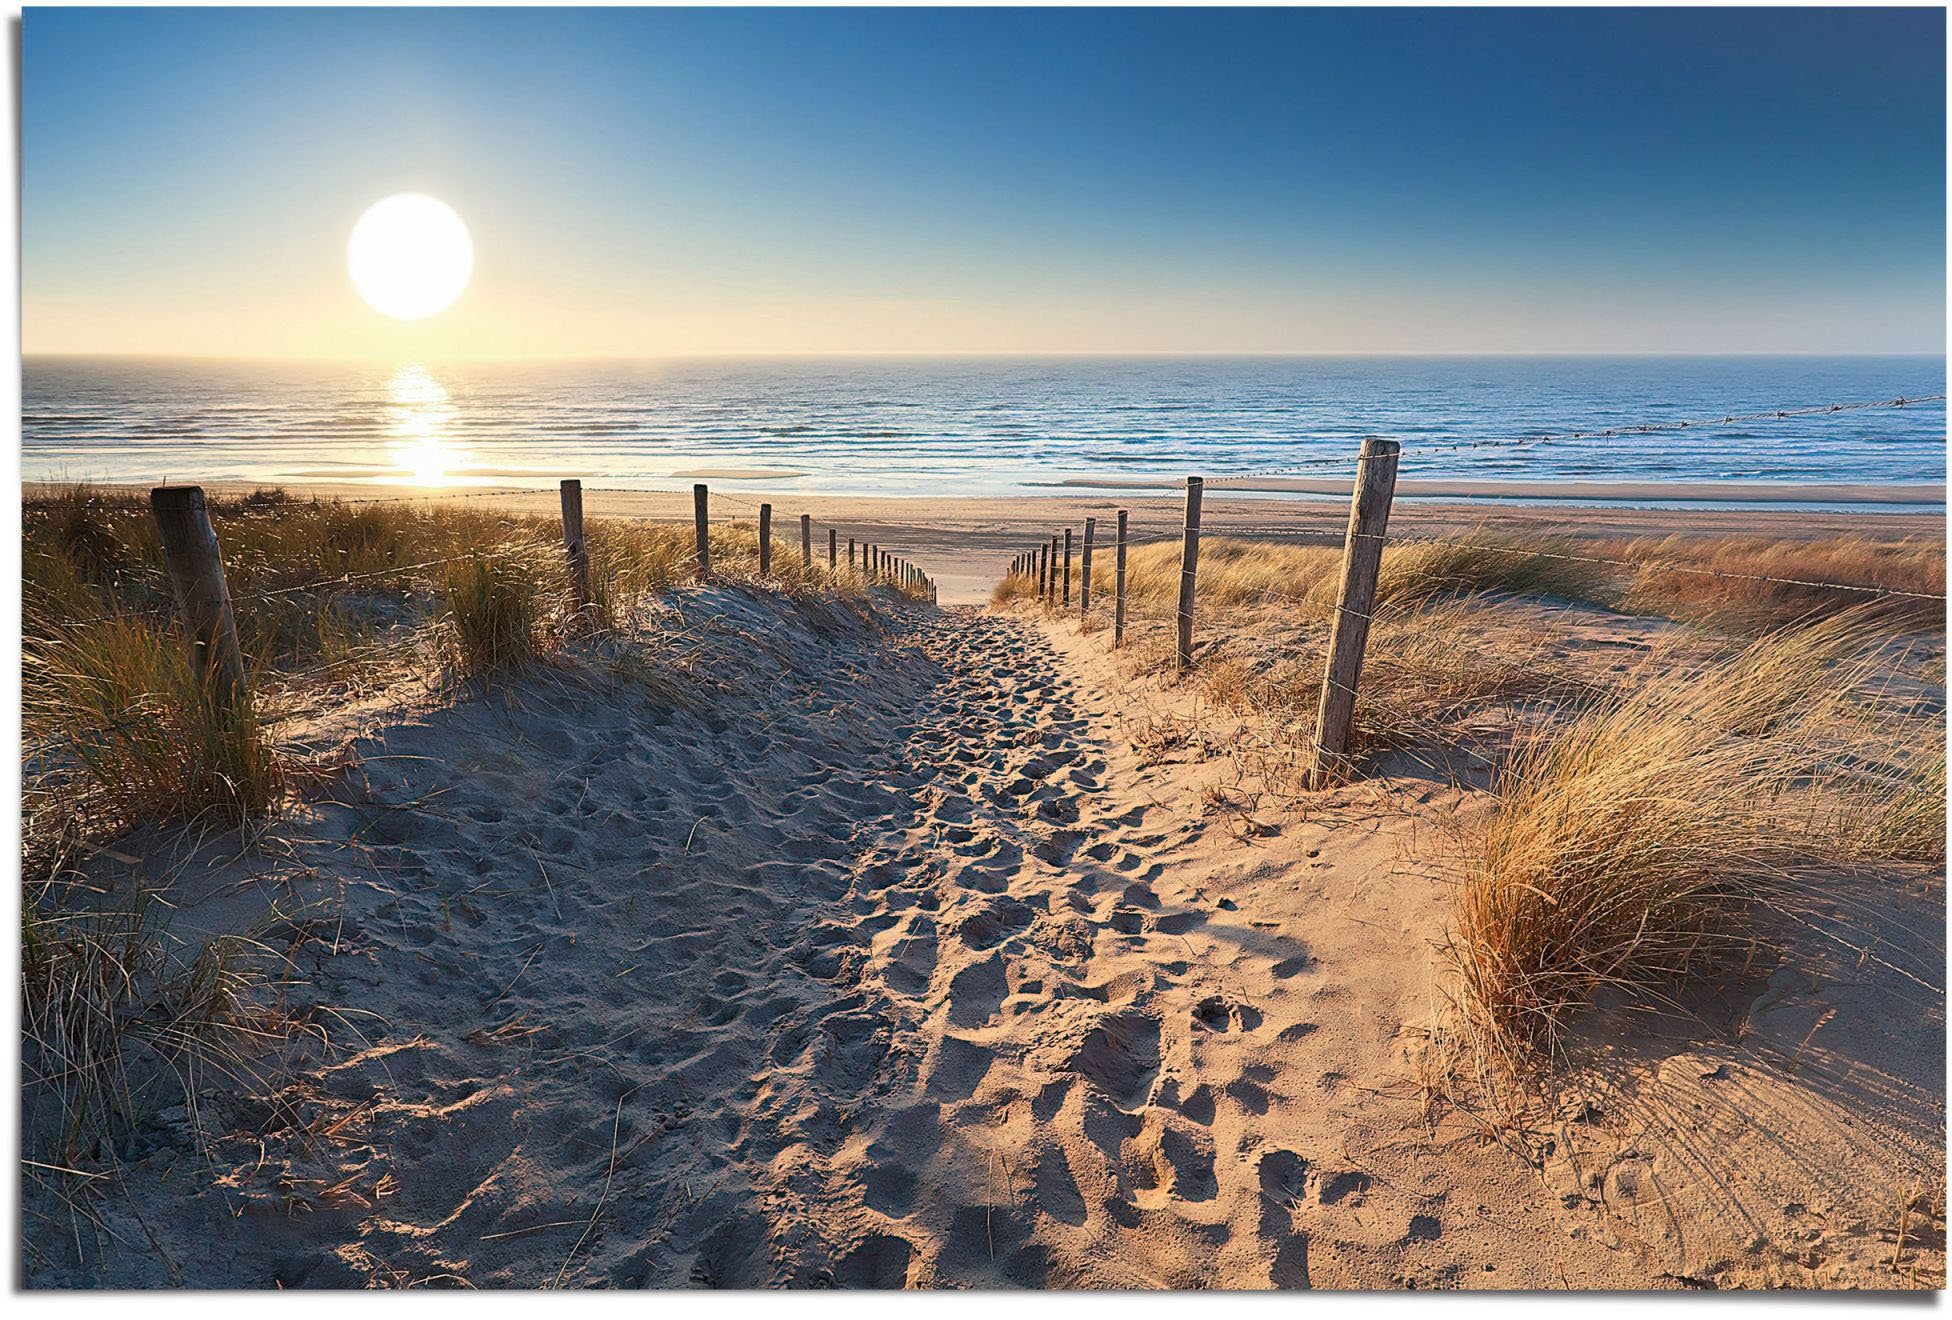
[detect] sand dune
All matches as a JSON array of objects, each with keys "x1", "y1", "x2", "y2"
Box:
[{"x1": 23, "y1": 578, "x2": 1944, "y2": 1289}]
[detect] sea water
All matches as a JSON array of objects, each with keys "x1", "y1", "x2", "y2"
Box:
[{"x1": 21, "y1": 355, "x2": 1946, "y2": 508}]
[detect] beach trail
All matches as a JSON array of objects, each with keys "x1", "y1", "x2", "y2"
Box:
[{"x1": 30, "y1": 592, "x2": 1923, "y2": 1289}]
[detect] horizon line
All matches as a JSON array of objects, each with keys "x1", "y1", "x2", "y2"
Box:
[{"x1": 23, "y1": 349, "x2": 1950, "y2": 365}]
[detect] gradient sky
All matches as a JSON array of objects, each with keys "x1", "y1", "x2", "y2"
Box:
[{"x1": 22, "y1": 5, "x2": 1948, "y2": 359}]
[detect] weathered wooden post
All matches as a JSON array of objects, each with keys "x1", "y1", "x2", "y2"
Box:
[
  {"x1": 1080, "y1": 516, "x2": 1096, "y2": 614},
  {"x1": 559, "y1": 479, "x2": 591, "y2": 617},
  {"x1": 800, "y1": 514, "x2": 812, "y2": 567},
  {"x1": 1114, "y1": 509, "x2": 1129, "y2": 649},
  {"x1": 828, "y1": 527, "x2": 837, "y2": 569},
  {"x1": 1037, "y1": 543, "x2": 1049, "y2": 597},
  {"x1": 693, "y1": 483, "x2": 711, "y2": 582},
  {"x1": 1175, "y1": 476, "x2": 1203, "y2": 671},
  {"x1": 149, "y1": 485, "x2": 252, "y2": 718},
  {"x1": 1047, "y1": 534, "x2": 1060, "y2": 603},
  {"x1": 758, "y1": 502, "x2": 773, "y2": 576},
  {"x1": 1062, "y1": 528, "x2": 1073, "y2": 606},
  {"x1": 1307, "y1": 437, "x2": 1402, "y2": 788},
  {"x1": 848, "y1": 537, "x2": 857, "y2": 569}
]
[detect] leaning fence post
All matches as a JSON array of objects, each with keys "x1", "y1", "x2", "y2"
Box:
[
  {"x1": 828, "y1": 528, "x2": 837, "y2": 570},
  {"x1": 559, "y1": 478, "x2": 591, "y2": 617},
  {"x1": 758, "y1": 502, "x2": 773, "y2": 576},
  {"x1": 149, "y1": 485, "x2": 252, "y2": 719},
  {"x1": 800, "y1": 514, "x2": 812, "y2": 567},
  {"x1": 1114, "y1": 509, "x2": 1129, "y2": 648},
  {"x1": 1308, "y1": 437, "x2": 1402, "y2": 788},
  {"x1": 1080, "y1": 516, "x2": 1096, "y2": 614},
  {"x1": 1175, "y1": 476, "x2": 1204, "y2": 671},
  {"x1": 693, "y1": 483, "x2": 711, "y2": 582}
]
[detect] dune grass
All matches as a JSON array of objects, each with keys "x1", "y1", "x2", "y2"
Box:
[
  {"x1": 1608, "y1": 533, "x2": 1947, "y2": 632},
  {"x1": 1370, "y1": 536, "x2": 1615, "y2": 609},
  {"x1": 27, "y1": 615, "x2": 283, "y2": 830},
  {"x1": 441, "y1": 543, "x2": 560, "y2": 679},
  {"x1": 1035, "y1": 529, "x2": 1942, "y2": 632},
  {"x1": 1442, "y1": 613, "x2": 1924, "y2": 1061},
  {"x1": 23, "y1": 889, "x2": 282, "y2": 1164},
  {"x1": 22, "y1": 483, "x2": 919, "y2": 1171}
]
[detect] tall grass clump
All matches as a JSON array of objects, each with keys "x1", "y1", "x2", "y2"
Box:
[
  {"x1": 31, "y1": 617, "x2": 282, "y2": 829},
  {"x1": 1445, "y1": 614, "x2": 1895, "y2": 1060},
  {"x1": 990, "y1": 565, "x2": 1040, "y2": 609},
  {"x1": 23, "y1": 890, "x2": 280, "y2": 1164},
  {"x1": 1369, "y1": 535, "x2": 1616, "y2": 610},
  {"x1": 442, "y1": 549, "x2": 553, "y2": 678},
  {"x1": 1837, "y1": 751, "x2": 1947, "y2": 867}
]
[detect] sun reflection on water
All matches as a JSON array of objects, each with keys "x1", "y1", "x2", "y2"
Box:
[{"x1": 384, "y1": 364, "x2": 469, "y2": 485}]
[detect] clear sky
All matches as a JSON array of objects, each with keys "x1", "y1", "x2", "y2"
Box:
[{"x1": 22, "y1": 5, "x2": 1948, "y2": 359}]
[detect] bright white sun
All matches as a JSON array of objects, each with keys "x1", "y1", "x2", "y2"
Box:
[{"x1": 347, "y1": 194, "x2": 474, "y2": 320}]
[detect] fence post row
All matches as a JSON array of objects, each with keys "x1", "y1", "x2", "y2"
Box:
[
  {"x1": 693, "y1": 483, "x2": 712, "y2": 582},
  {"x1": 1176, "y1": 476, "x2": 1203, "y2": 671},
  {"x1": 758, "y1": 502, "x2": 773, "y2": 576},
  {"x1": 1080, "y1": 516, "x2": 1095, "y2": 614},
  {"x1": 1114, "y1": 509, "x2": 1129, "y2": 648},
  {"x1": 149, "y1": 485, "x2": 252, "y2": 720},
  {"x1": 1308, "y1": 437, "x2": 1402, "y2": 788},
  {"x1": 559, "y1": 478, "x2": 591, "y2": 617}
]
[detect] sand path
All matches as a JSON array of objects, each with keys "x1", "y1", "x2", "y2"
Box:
[{"x1": 36, "y1": 597, "x2": 1650, "y2": 1288}]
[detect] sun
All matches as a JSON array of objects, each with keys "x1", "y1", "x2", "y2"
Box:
[{"x1": 347, "y1": 194, "x2": 474, "y2": 320}]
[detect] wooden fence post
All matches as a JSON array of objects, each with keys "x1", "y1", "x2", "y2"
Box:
[
  {"x1": 1308, "y1": 437, "x2": 1402, "y2": 787},
  {"x1": 693, "y1": 483, "x2": 711, "y2": 582},
  {"x1": 1062, "y1": 528, "x2": 1073, "y2": 606},
  {"x1": 758, "y1": 502, "x2": 773, "y2": 576},
  {"x1": 828, "y1": 527, "x2": 837, "y2": 569},
  {"x1": 1114, "y1": 509, "x2": 1129, "y2": 649},
  {"x1": 1080, "y1": 516, "x2": 1096, "y2": 614},
  {"x1": 559, "y1": 479, "x2": 591, "y2": 617},
  {"x1": 1175, "y1": 476, "x2": 1204, "y2": 671},
  {"x1": 849, "y1": 537, "x2": 857, "y2": 569},
  {"x1": 1037, "y1": 543, "x2": 1049, "y2": 597},
  {"x1": 1047, "y1": 534, "x2": 1060, "y2": 603},
  {"x1": 149, "y1": 485, "x2": 252, "y2": 718}
]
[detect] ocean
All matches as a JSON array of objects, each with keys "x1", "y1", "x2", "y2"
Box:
[{"x1": 21, "y1": 355, "x2": 1947, "y2": 509}]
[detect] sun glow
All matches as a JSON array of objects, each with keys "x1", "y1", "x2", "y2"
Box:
[
  {"x1": 384, "y1": 364, "x2": 470, "y2": 485},
  {"x1": 348, "y1": 194, "x2": 474, "y2": 320}
]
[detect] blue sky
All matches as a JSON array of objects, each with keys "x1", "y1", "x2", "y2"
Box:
[{"x1": 22, "y1": 5, "x2": 1948, "y2": 357}]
